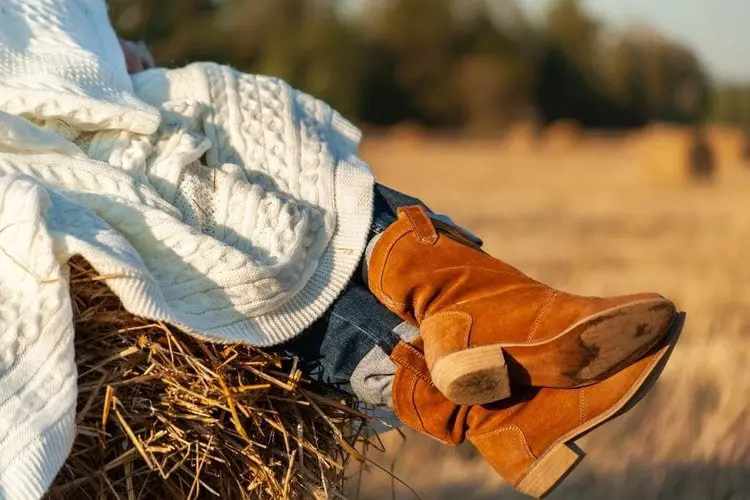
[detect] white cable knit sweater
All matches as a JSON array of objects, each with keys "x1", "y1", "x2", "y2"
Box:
[{"x1": 0, "y1": 1, "x2": 374, "y2": 497}]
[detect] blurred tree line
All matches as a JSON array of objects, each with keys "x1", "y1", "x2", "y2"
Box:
[{"x1": 109, "y1": 0, "x2": 750, "y2": 132}]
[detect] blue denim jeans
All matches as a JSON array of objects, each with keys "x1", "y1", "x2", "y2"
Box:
[{"x1": 283, "y1": 184, "x2": 482, "y2": 408}]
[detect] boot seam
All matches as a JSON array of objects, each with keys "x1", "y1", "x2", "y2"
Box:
[
  {"x1": 410, "y1": 376, "x2": 427, "y2": 435},
  {"x1": 419, "y1": 432, "x2": 451, "y2": 445},
  {"x1": 395, "y1": 358, "x2": 434, "y2": 386},
  {"x1": 370, "y1": 226, "x2": 413, "y2": 310},
  {"x1": 391, "y1": 344, "x2": 436, "y2": 387},
  {"x1": 392, "y1": 372, "x2": 414, "y2": 425},
  {"x1": 471, "y1": 425, "x2": 536, "y2": 460},
  {"x1": 391, "y1": 376, "x2": 408, "y2": 425},
  {"x1": 393, "y1": 373, "x2": 444, "y2": 442},
  {"x1": 527, "y1": 290, "x2": 557, "y2": 342},
  {"x1": 422, "y1": 310, "x2": 473, "y2": 353},
  {"x1": 404, "y1": 375, "x2": 452, "y2": 445}
]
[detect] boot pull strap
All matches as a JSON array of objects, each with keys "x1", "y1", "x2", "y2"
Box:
[{"x1": 397, "y1": 206, "x2": 438, "y2": 244}]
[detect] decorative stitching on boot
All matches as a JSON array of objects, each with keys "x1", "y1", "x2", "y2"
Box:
[
  {"x1": 471, "y1": 425, "x2": 536, "y2": 460},
  {"x1": 391, "y1": 343, "x2": 436, "y2": 386},
  {"x1": 421, "y1": 311, "x2": 474, "y2": 365},
  {"x1": 410, "y1": 377, "x2": 428, "y2": 435},
  {"x1": 396, "y1": 358, "x2": 434, "y2": 386},
  {"x1": 370, "y1": 225, "x2": 412, "y2": 310},
  {"x1": 527, "y1": 290, "x2": 558, "y2": 342},
  {"x1": 392, "y1": 372, "x2": 414, "y2": 427},
  {"x1": 462, "y1": 311, "x2": 474, "y2": 348},
  {"x1": 415, "y1": 429, "x2": 452, "y2": 445},
  {"x1": 393, "y1": 371, "x2": 451, "y2": 445}
]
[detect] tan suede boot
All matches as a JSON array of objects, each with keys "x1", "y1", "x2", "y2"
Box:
[
  {"x1": 369, "y1": 205, "x2": 677, "y2": 405},
  {"x1": 390, "y1": 316, "x2": 682, "y2": 498}
]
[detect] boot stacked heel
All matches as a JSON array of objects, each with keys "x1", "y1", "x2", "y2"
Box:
[
  {"x1": 431, "y1": 345, "x2": 510, "y2": 406},
  {"x1": 516, "y1": 444, "x2": 584, "y2": 498}
]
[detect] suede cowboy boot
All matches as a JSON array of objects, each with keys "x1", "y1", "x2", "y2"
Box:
[
  {"x1": 369, "y1": 205, "x2": 677, "y2": 405},
  {"x1": 390, "y1": 317, "x2": 682, "y2": 498}
]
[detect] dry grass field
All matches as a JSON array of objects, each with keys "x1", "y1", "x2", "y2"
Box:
[{"x1": 346, "y1": 132, "x2": 750, "y2": 499}]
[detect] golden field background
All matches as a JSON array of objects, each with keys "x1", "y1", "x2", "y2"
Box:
[{"x1": 346, "y1": 130, "x2": 750, "y2": 499}]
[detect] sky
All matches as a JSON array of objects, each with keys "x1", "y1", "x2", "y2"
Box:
[
  {"x1": 341, "y1": 0, "x2": 750, "y2": 84},
  {"x1": 518, "y1": 0, "x2": 750, "y2": 84}
]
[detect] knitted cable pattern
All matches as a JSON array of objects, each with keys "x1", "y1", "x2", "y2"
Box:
[{"x1": 0, "y1": 1, "x2": 374, "y2": 497}]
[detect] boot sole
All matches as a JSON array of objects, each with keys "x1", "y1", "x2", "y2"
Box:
[
  {"x1": 432, "y1": 297, "x2": 676, "y2": 406},
  {"x1": 515, "y1": 312, "x2": 685, "y2": 499}
]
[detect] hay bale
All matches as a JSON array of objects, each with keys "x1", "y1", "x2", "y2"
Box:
[
  {"x1": 388, "y1": 121, "x2": 425, "y2": 145},
  {"x1": 48, "y1": 257, "x2": 369, "y2": 500},
  {"x1": 541, "y1": 120, "x2": 582, "y2": 151},
  {"x1": 636, "y1": 124, "x2": 688, "y2": 185},
  {"x1": 706, "y1": 124, "x2": 744, "y2": 171},
  {"x1": 637, "y1": 123, "x2": 715, "y2": 185},
  {"x1": 742, "y1": 130, "x2": 750, "y2": 163},
  {"x1": 503, "y1": 121, "x2": 540, "y2": 153}
]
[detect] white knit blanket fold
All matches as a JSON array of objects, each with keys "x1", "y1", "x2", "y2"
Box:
[{"x1": 0, "y1": 1, "x2": 374, "y2": 497}]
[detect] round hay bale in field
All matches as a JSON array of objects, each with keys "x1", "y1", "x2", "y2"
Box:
[
  {"x1": 742, "y1": 129, "x2": 750, "y2": 162},
  {"x1": 387, "y1": 121, "x2": 426, "y2": 146},
  {"x1": 503, "y1": 121, "x2": 540, "y2": 153},
  {"x1": 706, "y1": 124, "x2": 745, "y2": 171},
  {"x1": 541, "y1": 120, "x2": 582, "y2": 151},
  {"x1": 47, "y1": 257, "x2": 369, "y2": 500},
  {"x1": 638, "y1": 123, "x2": 716, "y2": 185}
]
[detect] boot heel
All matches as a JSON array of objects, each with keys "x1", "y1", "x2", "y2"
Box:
[
  {"x1": 431, "y1": 345, "x2": 510, "y2": 405},
  {"x1": 516, "y1": 443, "x2": 584, "y2": 498}
]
